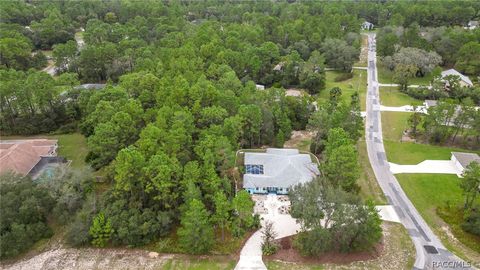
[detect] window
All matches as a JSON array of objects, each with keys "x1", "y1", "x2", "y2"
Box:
[{"x1": 245, "y1": 164, "x2": 264, "y2": 174}]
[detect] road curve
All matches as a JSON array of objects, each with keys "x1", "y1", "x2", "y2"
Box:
[{"x1": 364, "y1": 33, "x2": 474, "y2": 270}]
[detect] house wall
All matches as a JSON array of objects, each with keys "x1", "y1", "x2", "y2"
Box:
[
  {"x1": 450, "y1": 155, "x2": 464, "y2": 172},
  {"x1": 245, "y1": 187, "x2": 289, "y2": 195}
]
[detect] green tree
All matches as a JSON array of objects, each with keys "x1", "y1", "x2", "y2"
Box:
[
  {"x1": 408, "y1": 105, "x2": 423, "y2": 138},
  {"x1": 455, "y1": 42, "x2": 480, "y2": 76},
  {"x1": 393, "y1": 64, "x2": 418, "y2": 91},
  {"x1": 89, "y1": 212, "x2": 113, "y2": 247},
  {"x1": 460, "y1": 162, "x2": 480, "y2": 211},
  {"x1": 212, "y1": 191, "x2": 232, "y2": 242},
  {"x1": 178, "y1": 199, "x2": 214, "y2": 254}
]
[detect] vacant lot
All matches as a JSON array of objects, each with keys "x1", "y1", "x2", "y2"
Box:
[
  {"x1": 265, "y1": 222, "x2": 415, "y2": 270},
  {"x1": 397, "y1": 174, "x2": 480, "y2": 262},
  {"x1": 379, "y1": 87, "x2": 423, "y2": 107},
  {"x1": 377, "y1": 64, "x2": 434, "y2": 85},
  {"x1": 381, "y1": 112, "x2": 412, "y2": 142},
  {"x1": 319, "y1": 70, "x2": 367, "y2": 110},
  {"x1": 384, "y1": 141, "x2": 479, "y2": 165}
]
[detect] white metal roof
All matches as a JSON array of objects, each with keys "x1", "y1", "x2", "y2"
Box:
[
  {"x1": 441, "y1": 69, "x2": 473, "y2": 86},
  {"x1": 243, "y1": 148, "x2": 320, "y2": 189}
]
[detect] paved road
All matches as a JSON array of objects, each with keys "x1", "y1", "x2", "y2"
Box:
[{"x1": 364, "y1": 33, "x2": 475, "y2": 270}]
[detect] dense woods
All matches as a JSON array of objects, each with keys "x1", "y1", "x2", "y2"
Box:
[{"x1": 0, "y1": 0, "x2": 479, "y2": 259}]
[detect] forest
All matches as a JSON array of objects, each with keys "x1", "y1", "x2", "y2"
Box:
[{"x1": 1, "y1": 0, "x2": 479, "y2": 261}]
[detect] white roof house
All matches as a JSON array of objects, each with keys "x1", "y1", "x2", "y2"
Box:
[
  {"x1": 243, "y1": 148, "x2": 319, "y2": 193},
  {"x1": 441, "y1": 69, "x2": 473, "y2": 87},
  {"x1": 361, "y1": 21, "x2": 374, "y2": 30},
  {"x1": 255, "y1": 84, "x2": 265, "y2": 90},
  {"x1": 451, "y1": 152, "x2": 480, "y2": 173},
  {"x1": 467, "y1": 20, "x2": 478, "y2": 30},
  {"x1": 424, "y1": 100, "x2": 438, "y2": 109}
]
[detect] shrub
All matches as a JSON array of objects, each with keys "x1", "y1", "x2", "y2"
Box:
[{"x1": 334, "y1": 72, "x2": 353, "y2": 82}]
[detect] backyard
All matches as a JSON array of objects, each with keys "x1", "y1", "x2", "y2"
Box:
[{"x1": 1, "y1": 133, "x2": 88, "y2": 168}]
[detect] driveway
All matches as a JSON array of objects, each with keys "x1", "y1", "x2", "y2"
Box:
[
  {"x1": 389, "y1": 160, "x2": 461, "y2": 175},
  {"x1": 235, "y1": 195, "x2": 300, "y2": 270},
  {"x1": 377, "y1": 105, "x2": 427, "y2": 113}
]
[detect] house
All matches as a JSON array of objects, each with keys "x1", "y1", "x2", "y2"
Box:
[
  {"x1": 0, "y1": 139, "x2": 66, "y2": 178},
  {"x1": 74, "y1": 83, "x2": 106, "y2": 90},
  {"x1": 273, "y1": 62, "x2": 285, "y2": 72},
  {"x1": 243, "y1": 148, "x2": 320, "y2": 195},
  {"x1": 467, "y1": 20, "x2": 478, "y2": 30},
  {"x1": 361, "y1": 21, "x2": 374, "y2": 31},
  {"x1": 451, "y1": 152, "x2": 480, "y2": 173},
  {"x1": 441, "y1": 69, "x2": 473, "y2": 88},
  {"x1": 424, "y1": 100, "x2": 438, "y2": 109},
  {"x1": 255, "y1": 84, "x2": 265, "y2": 90}
]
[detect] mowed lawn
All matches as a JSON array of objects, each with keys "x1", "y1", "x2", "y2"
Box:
[
  {"x1": 380, "y1": 111, "x2": 480, "y2": 164},
  {"x1": 397, "y1": 174, "x2": 480, "y2": 255},
  {"x1": 379, "y1": 87, "x2": 423, "y2": 107},
  {"x1": 1, "y1": 133, "x2": 88, "y2": 168},
  {"x1": 381, "y1": 112, "x2": 412, "y2": 142},
  {"x1": 384, "y1": 141, "x2": 479, "y2": 165},
  {"x1": 319, "y1": 70, "x2": 367, "y2": 110}
]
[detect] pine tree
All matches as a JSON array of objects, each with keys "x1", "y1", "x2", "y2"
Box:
[
  {"x1": 89, "y1": 212, "x2": 113, "y2": 247},
  {"x1": 178, "y1": 199, "x2": 214, "y2": 254},
  {"x1": 212, "y1": 191, "x2": 232, "y2": 242}
]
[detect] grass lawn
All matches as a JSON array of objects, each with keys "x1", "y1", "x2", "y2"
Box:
[
  {"x1": 381, "y1": 112, "x2": 412, "y2": 142},
  {"x1": 379, "y1": 87, "x2": 423, "y2": 107},
  {"x1": 319, "y1": 70, "x2": 367, "y2": 110},
  {"x1": 377, "y1": 64, "x2": 433, "y2": 86},
  {"x1": 1, "y1": 133, "x2": 88, "y2": 168},
  {"x1": 381, "y1": 112, "x2": 480, "y2": 164},
  {"x1": 384, "y1": 141, "x2": 479, "y2": 165},
  {"x1": 161, "y1": 257, "x2": 236, "y2": 270},
  {"x1": 40, "y1": 50, "x2": 53, "y2": 57},
  {"x1": 397, "y1": 174, "x2": 480, "y2": 259}
]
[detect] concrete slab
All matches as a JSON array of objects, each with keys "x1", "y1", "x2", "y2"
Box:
[
  {"x1": 379, "y1": 105, "x2": 427, "y2": 113},
  {"x1": 376, "y1": 205, "x2": 401, "y2": 223},
  {"x1": 388, "y1": 160, "x2": 461, "y2": 175}
]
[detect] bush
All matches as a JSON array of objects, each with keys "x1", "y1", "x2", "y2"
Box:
[
  {"x1": 293, "y1": 228, "x2": 332, "y2": 256},
  {"x1": 462, "y1": 208, "x2": 480, "y2": 236},
  {"x1": 334, "y1": 72, "x2": 353, "y2": 82}
]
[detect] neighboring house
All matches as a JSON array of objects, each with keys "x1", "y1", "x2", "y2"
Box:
[
  {"x1": 0, "y1": 139, "x2": 66, "y2": 179},
  {"x1": 451, "y1": 152, "x2": 480, "y2": 173},
  {"x1": 273, "y1": 62, "x2": 285, "y2": 72},
  {"x1": 361, "y1": 21, "x2": 374, "y2": 30},
  {"x1": 424, "y1": 100, "x2": 438, "y2": 109},
  {"x1": 255, "y1": 84, "x2": 265, "y2": 90},
  {"x1": 467, "y1": 20, "x2": 478, "y2": 30},
  {"x1": 74, "y1": 83, "x2": 106, "y2": 90},
  {"x1": 441, "y1": 69, "x2": 473, "y2": 88},
  {"x1": 243, "y1": 148, "x2": 320, "y2": 195},
  {"x1": 285, "y1": 89, "x2": 303, "y2": 97}
]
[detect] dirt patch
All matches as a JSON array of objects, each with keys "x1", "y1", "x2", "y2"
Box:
[
  {"x1": 1, "y1": 247, "x2": 174, "y2": 270},
  {"x1": 284, "y1": 130, "x2": 313, "y2": 150},
  {"x1": 265, "y1": 235, "x2": 382, "y2": 265},
  {"x1": 265, "y1": 222, "x2": 415, "y2": 270},
  {"x1": 285, "y1": 89, "x2": 305, "y2": 97}
]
